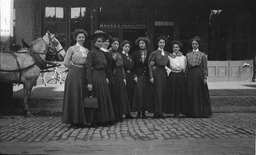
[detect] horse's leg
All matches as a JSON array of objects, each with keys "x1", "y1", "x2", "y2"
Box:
[{"x1": 23, "y1": 81, "x2": 34, "y2": 117}]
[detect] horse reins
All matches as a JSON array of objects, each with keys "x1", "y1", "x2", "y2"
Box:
[{"x1": 0, "y1": 35, "x2": 62, "y2": 83}]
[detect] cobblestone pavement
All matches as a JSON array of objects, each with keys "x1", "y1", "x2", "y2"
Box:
[{"x1": 0, "y1": 113, "x2": 255, "y2": 154}]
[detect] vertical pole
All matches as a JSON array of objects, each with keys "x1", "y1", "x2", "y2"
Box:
[
  {"x1": 147, "y1": 0, "x2": 154, "y2": 52},
  {"x1": 66, "y1": 0, "x2": 70, "y2": 48}
]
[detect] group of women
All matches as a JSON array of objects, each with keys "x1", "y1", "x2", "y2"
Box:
[{"x1": 61, "y1": 28, "x2": 212, "y2": 128}]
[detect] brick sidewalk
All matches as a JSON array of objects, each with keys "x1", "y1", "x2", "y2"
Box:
[
  {"x1": 1, "y1": 113, "x2": 255, "y2": 154},
  {"x1": 1, "y1": 113, "x2": 255, "y2": 142}
]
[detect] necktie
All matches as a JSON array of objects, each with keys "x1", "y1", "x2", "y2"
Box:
[{"x1": 161, "y1": 49, "x2": 165, "y2": 56}]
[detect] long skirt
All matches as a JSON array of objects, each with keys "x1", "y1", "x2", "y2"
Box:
[
  {"x1": 84, "y1": 69, "x2": 115, "y2": 123},
  {"x1": 62, "y1": 66, "x2": 86, "y2": 124},
  {"x1": 125, "y1": 71, "x2": 135, "y2": 111},
  {"x1": 151, "y1": 67, "x2": 167, "y2": 114},
  {"x1": 132, "y1": 75, "x2": 151, "y2": 111},
  {"x1": 187, "y1": 67, "x2": 212, "y2": 117},
  {"x1": 164, "y1": 72, "x2": 188, "y2": 115},
  {"x1": 110, "y1": 74, "x2": 131, "y2": 122}
]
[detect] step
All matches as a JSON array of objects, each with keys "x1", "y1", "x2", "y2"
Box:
[{"x1": 0, "y1": 82, "x2": 256, "y2": 115}]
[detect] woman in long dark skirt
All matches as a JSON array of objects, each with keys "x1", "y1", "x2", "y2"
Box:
[
  {"x1": 109, "y1": 38, "x2": 133, "y2": 121},
  {"x1": 100, "y1": 36, "x2": 112, "y2": 85},
  {"x1": 186, "y1": 36, "x2": 212, "y2": 118},
  {"x1": 85, "y1": 30, "x2": 115, "y2": 126},
  {"x1": 120, "y1": 40, "x2": 135, "y2": 112},
  {"x1": 131, "y1": 37, "x2": 152, "y2": 119},
  {"x1": 148, "y1": 36, "x2": 169, "y2": 119},
  {"x1": 62, "y1": 29, "x2": 89, "y2": 128},
  {"x1": 164, "y1": 40, "x2": 188, "y2": 118}
]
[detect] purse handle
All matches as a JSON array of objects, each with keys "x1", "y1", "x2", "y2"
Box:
[{"x1": 88, "y1": 90, "x2": 94, "y2": 98}]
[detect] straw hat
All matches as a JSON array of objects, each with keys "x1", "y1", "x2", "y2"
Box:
[{"x1": 135, "y1": 37, "x2": 150, "y2": 46}]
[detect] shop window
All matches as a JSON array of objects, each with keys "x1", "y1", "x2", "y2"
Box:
[
  {"x1": 44, "y1": 7, "x2": 66, "y2": 49},
  {"x1": 230, "y1": 10, "x2": 251, "y2": 60},
  {"x1": 231, "y1": 41, "x2": 249, "y2": 60},
  {"x1": 70, "y1": 7, "x2": 91, "y2": 48},
  {"x1": 154, "y1": 26, "x2": 173, "y2": 52},
  {"x1": 208, "y1": 10, "x2": 227, "y2": 60},
  {"x1": 99, "y1": 0, "x2": 146, "y2": 23},
  {"x1": 153, "y1": 8, "x2": 173, "y2": 52},
  {"x1": 45, "y1": 7, "x2": 64, "y2": 21},
  {"x1": 208, "y1": 9, "x2": 251, "y2": 60},
  {"x1": 178, "y1": 9, "x2": 201, "y2": 54}
]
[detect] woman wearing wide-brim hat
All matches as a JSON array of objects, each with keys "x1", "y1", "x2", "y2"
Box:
[
  {"x1": 90, "y1": 30, "x2": 109, "y2": 40},
  {"x1": 85, "y1": 30, "x2": 116, "y2": 127}
]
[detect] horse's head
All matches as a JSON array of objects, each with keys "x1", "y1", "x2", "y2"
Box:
[{"x1": 44, "y1": 31, "x2": 65, "y2": 61}]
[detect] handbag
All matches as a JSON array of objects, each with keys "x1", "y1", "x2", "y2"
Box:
[{"x1": 84, "y1": 91, "x2": 98, "y2": 108}]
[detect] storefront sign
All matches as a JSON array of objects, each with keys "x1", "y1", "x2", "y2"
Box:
[
  {"x1": 154, "y1": 21, "x2": 174, "y2": 26},
  {"x1": 100, "y1": 23, "x2": 146, "y2": 29}
]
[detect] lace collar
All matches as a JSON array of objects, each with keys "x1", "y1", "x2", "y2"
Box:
[
  {"x1": 169, "y1": 51, "x2": 183, "y2": 58},
  {"x1": 192, "y1": 49, "x2": 199, "y2": 52},
  {"x1": 122, "y1": 51, "x2": 129, "y2": 56},
  {"x1": 100, "y1": 47, "x2": 109, "y2": 52}
]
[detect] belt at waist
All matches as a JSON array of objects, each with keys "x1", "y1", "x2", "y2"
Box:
[
  {"x1": 171, "y1": 70, "x2": 183, "y2": 73},
  {"x1": 126, "y1": 70, "x2": 131, "y2": 73},
  {"x1": 152, "y1": 65, "x2": 165, "y2": 70},
  {"x1": 73, "y1": 64, "x2": 84, "y2": 68},
  {"x1": 156, "y1": 65, "x2": 165, "y2": 68},
  {"x1": 190, "y1": 65, "x2": 200, "y2": 68},
  {"x1": 93, "y1": 68, "x2": 105, "y2": 70}
]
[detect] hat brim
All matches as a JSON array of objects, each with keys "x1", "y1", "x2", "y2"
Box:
[
  {"x1": 90, "y1": 32, "x2": 109, "y2": 40},
  {"x1": 135, "y1": 37, "x2": 150, "y2": 45}
]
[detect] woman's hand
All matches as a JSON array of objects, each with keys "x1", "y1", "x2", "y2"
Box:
[
  {"x1": 150, "y1": 78, "x2": 154, "y2": 84},
  {"x1": 124, "y1": 79, "x2": 126, "y2": 86},
  {"x1": 165, "y1": 66, "x2": 171, "y2": 76},
  {"x1": 203, "y1": 78, "x2": 207, "y2": 84},
  {"x1": 88, "y1": 84, "x2": 93, "y2": 91},
  {"x1": 106, "y1": 78, "x2": 109, "y2": 84},
  {"x1": 134, "y1": 77, "x2": 138, "y2": 82},
  {"x1": 112, "y1": 53, "x2": 117, "y2": 60}
]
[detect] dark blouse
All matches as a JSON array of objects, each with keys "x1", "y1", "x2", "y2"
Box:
[
  {"x1": 110, "y1": 49, "x2": 125, "y2": 80},
  {"x1": 131, "y1": 50, "x2": 150, "y2": 77},
  {"x1": 86, "y1": 47, "x2": 107, "y2": 84},
  {"x1": 121, "y1": 53, "x2": 134, "y2": 71},
  {"x1": 148, "y1": 49, "x2": 169, "y2": 79},
  {"x1": 186, "y1": 51, "x2": 208, "y2": 79},
  {"x1": 102, "y1": 51, "x2": 113, "y2": 80}
]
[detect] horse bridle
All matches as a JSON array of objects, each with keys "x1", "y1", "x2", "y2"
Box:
[
  {"x1": 41, "y1": 35, "x2": 64, "y2": 55},
  {"x1": 0, "y1": 34, "x2": 64, "y2": 75}
]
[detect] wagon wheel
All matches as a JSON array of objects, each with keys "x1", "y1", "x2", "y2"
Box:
[{"x1": 43, "y1": 70, "x2": 62, "y2": 86}]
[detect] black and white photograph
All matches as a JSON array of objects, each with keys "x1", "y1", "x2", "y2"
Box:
[{"x1": 0, "y1": 0, "x2": 256, "y2": 154}]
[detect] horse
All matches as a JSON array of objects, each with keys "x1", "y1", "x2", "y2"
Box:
[{"x1": 0, "y1": 31, "x2": 65, "y2": 116}]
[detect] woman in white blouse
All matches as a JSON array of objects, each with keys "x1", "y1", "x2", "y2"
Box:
[
  {"x1": 164, "y1": 40, "x2": 188, "y2": 118},
  {"x1": 62, "y1": 29, "x2": 89, "y2": 128}
]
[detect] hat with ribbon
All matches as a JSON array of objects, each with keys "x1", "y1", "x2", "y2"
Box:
[{"x1": 90, "y1": 30, "x2": 109, "y2": 40}]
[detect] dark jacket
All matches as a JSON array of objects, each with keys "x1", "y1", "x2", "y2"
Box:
[{"x1": 131, "y1": 50, "x2": 151, "y2": 77}]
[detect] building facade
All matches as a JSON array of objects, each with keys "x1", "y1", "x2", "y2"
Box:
[{"x1": 12, "y1": 0, "x2": 256, "y2": 81}]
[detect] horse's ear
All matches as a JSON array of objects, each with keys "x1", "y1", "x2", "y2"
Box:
[{"x1": 46, "y1": 31, "x2": 52, "y2": 36}]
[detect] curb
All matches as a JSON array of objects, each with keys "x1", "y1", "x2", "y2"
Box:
[{"x1": 1, "y1": 96, "x2": 256, "y2": 115}]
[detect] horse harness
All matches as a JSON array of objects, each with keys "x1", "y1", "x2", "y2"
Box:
[{"x1": 0, "y1": 36, "x2": 59, "y2": 83}]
